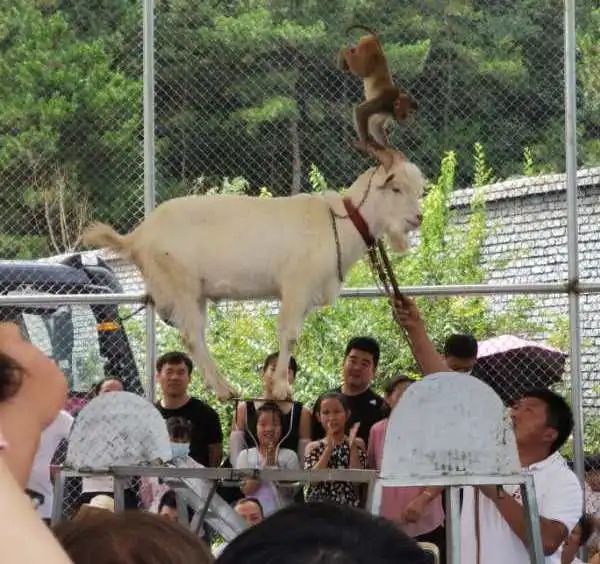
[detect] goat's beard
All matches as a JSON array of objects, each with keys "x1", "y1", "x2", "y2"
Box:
[{"x1": 386, "y1": 226, "x2": 409, "y2": 253}]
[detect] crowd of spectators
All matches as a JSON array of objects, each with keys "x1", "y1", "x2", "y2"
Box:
[{"x1": 1, "y1": 295, "x2": 598, "y2": 563}]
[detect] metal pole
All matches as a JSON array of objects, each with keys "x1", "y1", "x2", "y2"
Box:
[
  {"x1": 5, "y1": 280, "x2": 600, "y2": 309},
  {"x1": 143, "y1": 0, "x2": 157, "y2": 403},
  {"x1": 521, "y1": 477, "x2": 544, "y2": 564},
  {"x1": 0, "y1": 293, "x2": 146, "y2": 306},
  {"x1": 339, "y1": 282, "x2": 571, "y2": 299},
  {"x1": 113, "y1": 477, "x2": 126, "y2": 512},
  {"x1": 564, "y1": 0, "x2": 585, "y2": 488},
  {"x1": 445, "y1": 486, "x2": 461, "y2": 564},
  {"x1": 51, "y1": 470, "x2": 66, "y2": 526}
]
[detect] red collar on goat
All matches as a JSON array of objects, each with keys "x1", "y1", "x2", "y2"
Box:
[{"x1": 342, "y1": 197, "x2": 375, "y2": 248}]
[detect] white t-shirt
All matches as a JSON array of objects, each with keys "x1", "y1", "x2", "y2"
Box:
[
  {"x1": 27, "y1": 410, "x2": 73, "y2": 519},
  {"x1": 235, "y1": 447, "x2": 300, "y2": 517},
  {"x1": 461, "y1": 451, "x2": 583, "y2": 564}
]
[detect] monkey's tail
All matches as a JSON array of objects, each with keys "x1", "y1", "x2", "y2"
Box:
[
  {"x1": 83, "y1": 222, "x2": 132, "y2": 259},
  {"x1": 346, "y1": 24, "x2": 378, "y2": 37}
]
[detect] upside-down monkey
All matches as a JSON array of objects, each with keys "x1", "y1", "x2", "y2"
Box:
[{"x1": 337, "y1": 25, "x2": 418, "y2": 152}]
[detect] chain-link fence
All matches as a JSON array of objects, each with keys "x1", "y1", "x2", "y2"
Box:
[{"x1": 1, "y1": 0, "x2": 599, "y2": 535}]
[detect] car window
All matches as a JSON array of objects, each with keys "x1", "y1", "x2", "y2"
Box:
[{"x1": 20, "y1": 303, "x2": 105, "y2": 393}]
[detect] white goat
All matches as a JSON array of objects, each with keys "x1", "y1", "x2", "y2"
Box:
[{"x1": 83, "y1": 148, "x2": 425, "y2": 400}]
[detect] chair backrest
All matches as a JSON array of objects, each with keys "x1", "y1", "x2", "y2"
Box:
[
  {"x1": 381, "y1": 372, "x2": 520, "y2": 479},
  {"x1": 417, "y1": 542, "x2": 440, "y2": 564},
  {"x1": 66, "y1": 391, "x2": 172, "y2": 468}
]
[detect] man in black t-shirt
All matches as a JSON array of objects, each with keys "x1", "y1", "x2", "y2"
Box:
[
  {"x1": 311, "y1": 336, "x2": 384, "y2": 446},
  {"x1": 154, "y1": 351, "x2": 223, "y2": 467}
]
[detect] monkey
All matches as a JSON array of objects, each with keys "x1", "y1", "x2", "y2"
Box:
[{"x1": 337, "y1": 25, "x2": 418, "y2": 153}]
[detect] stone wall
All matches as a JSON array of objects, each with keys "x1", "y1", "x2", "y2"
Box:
[{"x1": 451, "y1": 167, "x2": 600, "y2": 408}]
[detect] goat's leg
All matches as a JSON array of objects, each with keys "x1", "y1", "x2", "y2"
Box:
[
  {"x1": 270, "y1": 293, "x2": 308, "y2": 400},
  {"x1": 175, "y1": 298, "x2": 237, "y2": 401}
]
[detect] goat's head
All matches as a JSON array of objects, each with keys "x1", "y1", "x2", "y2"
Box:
[{"x1": 370, "y1": 148, "x2": 425, "y2": 253}]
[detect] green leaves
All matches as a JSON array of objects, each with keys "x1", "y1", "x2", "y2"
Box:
[
  {"x1": 0, "y1": 0, "x2": 142, "y2": 249},
  {"x1": 236, "y1": 95, "x2": 298, "y2": 133},
  {"x1": 385, "y1": 39, "x2": 431, "y2": 81}
]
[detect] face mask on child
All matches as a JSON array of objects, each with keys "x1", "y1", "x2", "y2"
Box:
[{"x1": 171, "y1": 442, "x2": 190, "y2": 459}]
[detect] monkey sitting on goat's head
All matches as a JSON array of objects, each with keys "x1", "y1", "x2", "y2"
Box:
[{"x1": 337, "y1": 25, "x2": 418, "y2": 154}]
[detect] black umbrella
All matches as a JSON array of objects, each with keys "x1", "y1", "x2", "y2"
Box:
[{"x1": 472, "y1": 335, "x2": 567, "y2": 405}]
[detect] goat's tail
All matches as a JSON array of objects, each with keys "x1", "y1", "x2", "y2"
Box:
[{"x1": 83, "y1": 222, "x2": 131, "y2": 258}]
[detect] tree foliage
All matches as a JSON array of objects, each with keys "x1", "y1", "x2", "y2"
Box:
[{"x1": 1, "y1": 1, "x2": 599, "y2": 258}]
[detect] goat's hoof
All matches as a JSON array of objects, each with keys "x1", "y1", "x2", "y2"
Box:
[
  {"x1": 214, "y1": 384, "x2": 238, "y2": 402},
  {"x1": 270, "y1": 380, "x2": 293, "y2": 401}
]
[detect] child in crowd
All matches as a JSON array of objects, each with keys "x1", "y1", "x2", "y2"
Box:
[
  {"x1": 167, "y1": 416, "x2": 192, "y2": 460},
  {"x1": 231, "y1": 353, "x2": 311, "y2": 463},
  {"x1": 235, "y1": 402, "x2": 300, "y2": 517},
  {"x1": 368, "y1": 375, "x2": 446, "y2": 559},
  {"x1": 304, "y1": 391, "x2": 366, "y2": 507},
  {"x1": 140, "y1": 416, "x2": 192, "y2": 512}
]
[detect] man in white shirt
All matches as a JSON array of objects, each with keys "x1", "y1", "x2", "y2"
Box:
[
  {"x1": 392, "y1": 298, "x2": 583, "y2": 563},
  {"x1": 460, "y1": 389, "x2": 582, "y2": 563},
  {"x1": 27, "y1": 409, "x2": 73, "y2": 522}
]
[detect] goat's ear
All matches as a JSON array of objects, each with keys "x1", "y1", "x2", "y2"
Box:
[{"x1": 367, "y1": 146, "x2": 395, "y2": 172}]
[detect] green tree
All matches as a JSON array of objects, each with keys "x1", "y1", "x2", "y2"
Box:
[
  {"x1": 148, "y1": 0, "x2": 591, "y2": 202},
  {"x1": 577, "y1": 6, "x2": 600, "y2": 166},
  {"x1": 3, "y1": 0, "x2": 598, "y2": 260},
  {"x1": 0, "y1": 0, "x2": 141, "y2": 257}
]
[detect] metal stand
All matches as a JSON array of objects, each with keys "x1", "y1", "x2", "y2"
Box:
[
  {"x1": 52, "y1": 465, "x2": 543, "y2": 563},
  {"x1": 445, "y1": 486, "x2": 461, "y2": 564},
  {"x1": 369, "y1": 473, "x2": 544, "y2": 564},
  {"x1": 51, "y1": 466, "x2": 376, "y2": 529},
  {"x1": 50, "y1": 470, "x2": 66, "y2": 526}
]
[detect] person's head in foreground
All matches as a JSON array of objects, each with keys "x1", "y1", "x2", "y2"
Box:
[
  {"x1": 216, "y1": 502, "x2": 428, "y2": 564},
  {"x1": 54, "y1": 510, "x2": 213, "y2": 564},
  {"x1": 511, "y1": 388, "x2": 573, "y2": 457}
]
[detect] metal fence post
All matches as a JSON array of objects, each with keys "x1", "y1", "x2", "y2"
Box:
[
  {"x1": 143, "y1": 0, "x2": 157, "y2": 402},
  {"x1": 564, "y1": 0, "x2": 584, "y2": 488}
]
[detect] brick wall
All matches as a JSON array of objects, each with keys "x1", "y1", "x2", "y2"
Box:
[{"x1": 452, "y1": 167, "x2": 600, "y2": 407}]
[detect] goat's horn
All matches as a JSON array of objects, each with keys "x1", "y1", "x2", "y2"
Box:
[{"x1": 369, "y1": 147, "x2": 395, "y2": 172}]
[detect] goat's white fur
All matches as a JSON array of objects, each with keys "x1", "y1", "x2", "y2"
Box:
[{"x1": 83, "y1": 149, "x2": 425, "y2": 400}]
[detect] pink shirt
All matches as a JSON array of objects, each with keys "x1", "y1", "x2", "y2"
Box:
[{"x1": 368, "y1": 418, "x2": 444, "y2": 537}]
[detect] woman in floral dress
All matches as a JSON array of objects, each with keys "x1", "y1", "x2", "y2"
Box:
[{"x1": 304, "y1": 392, "x2": 366, "y2": 506}]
